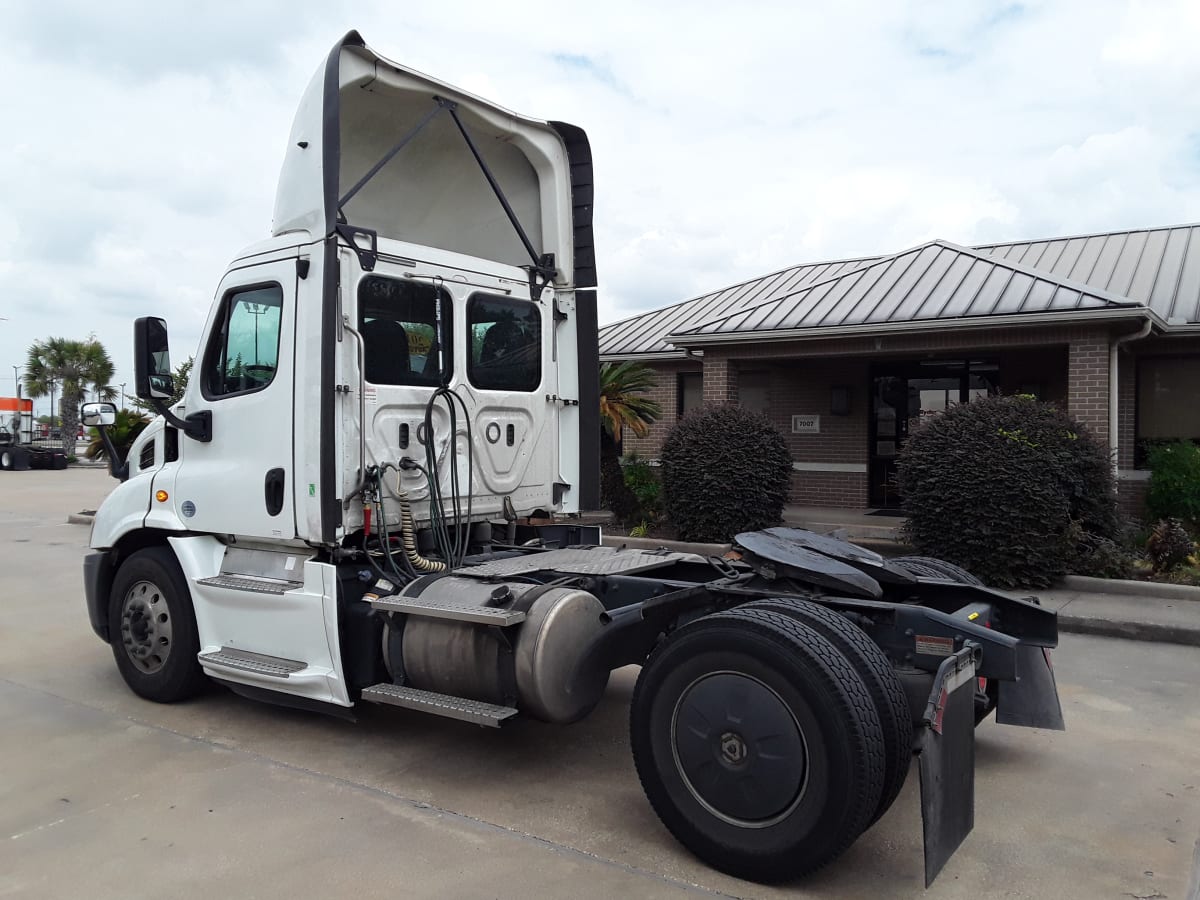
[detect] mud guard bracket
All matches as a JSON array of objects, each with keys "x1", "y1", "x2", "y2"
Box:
[
  {"x1": 918, "y1": 645, "x2": 977, "y2": 887},
  {"x1": 996, "y1": 644, "x2": 1066, "y2": 730}
]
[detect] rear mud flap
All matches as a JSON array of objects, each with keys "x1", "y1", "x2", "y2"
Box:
[
  {"x1": 996, "y1": 644, "x2": 1065, "y2": 731},
  {"x1": 918, "y1": 647, "x2": 977, "y2": 887}
]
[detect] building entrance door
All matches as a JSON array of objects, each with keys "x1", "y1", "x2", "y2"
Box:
[{"x1": 869, "y1": 360, "x2": 997, "y2": 508}]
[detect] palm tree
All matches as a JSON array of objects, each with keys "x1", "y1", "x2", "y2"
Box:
[
  {"x1": 85, "y1": 409, "x2": 151, "y2": 464},
  {"x1": 24, "y1": 336, "x2": 116, "y2": 455},
  {"x1": 599, "y1": 361, "x2": 662, "y2": 522}
]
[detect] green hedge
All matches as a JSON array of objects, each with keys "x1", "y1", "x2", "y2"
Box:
[
  {"x1": 661, "y1": 404, "x2": 793, "y2": 543},
  {"x1": 897, "y1": 395, "x2": 1123, "y2": 588},
  {"x1": 1146, "y1": 441, "x2": 1200, "y2": 527}
]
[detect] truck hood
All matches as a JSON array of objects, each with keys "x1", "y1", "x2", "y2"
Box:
[{"x1": 272, "y1": 31, "x2": 594, "y2": 289}]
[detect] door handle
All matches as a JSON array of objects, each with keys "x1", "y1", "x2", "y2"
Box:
[{"x1": 264, "y1": 468, "x2": 285, "y2": 517}]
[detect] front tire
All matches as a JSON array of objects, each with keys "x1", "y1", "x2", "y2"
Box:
[
  {"x1": 630, "y1": 607, "x2": 886, "y2": 883},
  {"x1": 108, "y1": 546, "x2": 207, "y2": 702}
]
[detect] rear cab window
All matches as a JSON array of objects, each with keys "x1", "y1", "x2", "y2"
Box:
[
  {"x1": 467, "y1": 294, "x2": 541, "y2": 392},
  {"x1": 359, "y1": 276, "x2": 452, "y2": 386}
]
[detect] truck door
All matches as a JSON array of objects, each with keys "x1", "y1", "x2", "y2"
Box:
[{"x1": 168, "y1": 259, "x2": 297, "y2": 539}]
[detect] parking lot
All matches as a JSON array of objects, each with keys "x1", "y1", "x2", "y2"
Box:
[{"x1": 2, "y1": 468, "x2": 1198, "y2": 899}]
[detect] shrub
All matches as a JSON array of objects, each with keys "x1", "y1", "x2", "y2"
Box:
[
  {"x1": 897, "y1": 395, "x2": 1122, "y2": 588},
  {"x1": 622, "y1": 454, "x2": 662, "y2": 523},
  {"x1": 661, "y1": 404, "x2": 793, "y2": 542},
  {"x1": 1146, "y1": 518, "x2": 1193, "y2": 574},
  {"x1": 1146, "y1": 441, "x2": 1200, "y2": 527}
]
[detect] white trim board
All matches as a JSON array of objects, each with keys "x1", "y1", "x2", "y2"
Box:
[{"x1": 792, "y1": 462, "x2": 868, "y2": 474}]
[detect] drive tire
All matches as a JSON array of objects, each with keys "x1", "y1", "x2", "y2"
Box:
[
  {"x1": 108, "y1": 546, "x2": 207, "y2": 703},
  {"x1": 743, "y1": 598, "x2": 912, "y2": 827},
  {"x1": 630, "y1": 607, "x2": 885, "y2": 883},
  {"x1": 892, "y1": 555, "x2": 984, "y2": 586}
]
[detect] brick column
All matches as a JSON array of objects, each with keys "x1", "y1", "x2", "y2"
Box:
[
  {"x1": 702, "y1": 354, "x2": 737, "y2": 405},
  {"x1": 1066, "y1": 334, "x2": 1110, "y2": 445}
]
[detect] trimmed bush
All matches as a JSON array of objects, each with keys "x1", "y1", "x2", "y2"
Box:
[
  {"x1": 896, "y1": 395, "x2": 1123, "y2": 588},
  {"x1": 1146, "y1": 441, "x2": 1200, "y2": 527},
  {"x1": 661, "y1": 404, "x2": 793, "y2": 543}
]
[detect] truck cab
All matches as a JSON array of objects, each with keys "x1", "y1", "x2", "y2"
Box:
[{"x1": 81, "y1": 32, "x2": 1063, "y2": 888}]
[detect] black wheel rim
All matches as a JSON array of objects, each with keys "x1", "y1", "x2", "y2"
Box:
[{"x1": 671, "y1": 671, "x2": 808, "y2": 828}]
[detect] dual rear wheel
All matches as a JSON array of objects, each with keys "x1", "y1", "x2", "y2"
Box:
[{"x1": 630, "y1": 599, "x2": 909, "y2": 883}]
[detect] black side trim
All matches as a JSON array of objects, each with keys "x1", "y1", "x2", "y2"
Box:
[
  {"x1": 550, "y1": 121, "x2": 599, "y2": 509},
  {"x1": 317, "y1": 32, "x2": 363, "y2": 543},
  {"x1": 83, "y1": 550, "x2": 115, "y2": 643},
  {"x1": 215, "y1": 679, "x2": 357, "y2": 721}
]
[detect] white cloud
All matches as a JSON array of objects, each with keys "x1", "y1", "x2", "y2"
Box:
[{"x1": 3, "y1": 0, "x2": 1200, "y2": 411}]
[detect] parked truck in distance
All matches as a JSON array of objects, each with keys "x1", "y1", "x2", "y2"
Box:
[
  {"x1": 1, "y1": 396, "x2": 69, "y2": 471},
  {"x1": 81, "y1": 32, "x2": 1064, "y2": 886}
]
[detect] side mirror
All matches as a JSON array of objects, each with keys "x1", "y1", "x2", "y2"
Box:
[
  {"x1": 134, "y1": 317, "x2": 174, "y2": 400},
  {"x1": 81, "y1": 402, "x2": 117, "y2": 427}
]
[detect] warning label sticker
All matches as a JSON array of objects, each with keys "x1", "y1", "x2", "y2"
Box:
[
  {"x1": 915, "y1": 635, "x2": 956, "y2": 657},
  {"x1": 365, "y1": 385, "x2": 378, "y2": 405}
]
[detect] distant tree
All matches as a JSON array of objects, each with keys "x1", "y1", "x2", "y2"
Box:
[{"x1": 24, "y1": 336, "x2": 115, "y2": 454}]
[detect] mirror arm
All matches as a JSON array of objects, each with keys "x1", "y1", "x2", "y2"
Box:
[
  {"x1": 150, "y1": 399, "x2": 212, "y2": 443},
  {"x1": 93, "y1": 425, "x2": 129, "y2": 482}
]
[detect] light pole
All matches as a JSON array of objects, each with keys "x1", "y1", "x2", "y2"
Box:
[
  {"x1": 246, "y1": 302, "x2": 269, "y2": 365},
  {"x1": 120, "y1": 382, "x2": 127, "y2": 409},
  {"x1": 12, "y1": 365, "x2": 21, "y2": 398}
]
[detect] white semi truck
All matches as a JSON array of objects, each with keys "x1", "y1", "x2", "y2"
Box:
[{"x1": 82, "y1": 32, "x2": 1063, "y2": 886}]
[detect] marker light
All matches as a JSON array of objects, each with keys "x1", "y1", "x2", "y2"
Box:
[{"x1": 155, "y1": 490, "x2": 169, "y2": 503}]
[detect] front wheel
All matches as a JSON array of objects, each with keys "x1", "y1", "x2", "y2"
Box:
[
  {"x1": 108, "y1": 546, "x2": 207, "y2": 702},
  {"x1": 630, "y1": 607, "x2": 886, "y2": 883}
]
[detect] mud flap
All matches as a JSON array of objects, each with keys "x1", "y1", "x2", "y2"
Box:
[
  {"x1": 996, "y1": 644, "x2": 1065, "y2": 730},
  {"x1": 918, "y1": 646, "x2": 977, "y2": 887}
]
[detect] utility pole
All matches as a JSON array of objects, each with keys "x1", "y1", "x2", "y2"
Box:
[{"x1": 120, "y1": 382, "x2": 126, "y2": 409}]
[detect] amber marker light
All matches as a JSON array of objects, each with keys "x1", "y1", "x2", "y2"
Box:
[{"x1": 155, "y1": 490, "x2": 169, "y2": 503}]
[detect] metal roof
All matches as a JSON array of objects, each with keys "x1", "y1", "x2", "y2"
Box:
[
  {"x1": 669, "y1": 240, "x2": 1144, "y2": 343},
  {"x1": 597, "y1": 255, "x2": 879, "y2": 358},
  {"x1": 598, "y1": 222, "x2": 1200, "y2": 359},
  {"x1": 979, "y1": 223, "x2": 1200, "y2": 326}
]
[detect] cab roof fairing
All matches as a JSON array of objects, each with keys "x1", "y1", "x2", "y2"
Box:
[{"x1": 271, "y1": 31, "x2": 585, "y2": 287}]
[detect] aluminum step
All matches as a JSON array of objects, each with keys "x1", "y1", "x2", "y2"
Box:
[
  {"x1": 198, "y1": 647, "x2": 306, "y2": 678},
  {"x1": 365, "y1": 594, "x2": 526, "y2": 626},
  {"x1": 196, "y1": 573, "x2": 303, "y2": 595},
  {"x1": 360, "y1": 683, "x2": 518, "y2": 728}
]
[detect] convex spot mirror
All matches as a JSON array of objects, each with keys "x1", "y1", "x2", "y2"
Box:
[
  {"x1": 134, "y1": 316, "x2": 174, "y2": 400},
  {"x1": 81, "y1": 402, "x2": 117, "y2": 427}
]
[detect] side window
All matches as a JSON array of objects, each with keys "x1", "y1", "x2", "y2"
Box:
[
  {"x1": 359, "y1": 276, "x2": 452, "y2": 386},
  {"x1": 202, "y1": 285, "x2": 284, "y2": 398},
  {"x1": 468, "y1": 295, "x2": 541, "y2": 392}
]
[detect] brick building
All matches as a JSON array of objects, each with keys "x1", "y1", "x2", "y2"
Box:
[{"x1": 598, "y1": 224, "x2": 1200, "y2": 513}]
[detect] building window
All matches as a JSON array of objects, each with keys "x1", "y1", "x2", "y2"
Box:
[
  {"x1": 468, "y1": 294, "x2": 541, "y2": 392},
  {"x1": 1137, "y1": 356, "x2": 1200, "y2": 464},
  {"x1": 202, "y1": 284, "x2": 284, "y2": 398},
  {"x1": 738, "y1": 371, "x2": 771, "y2": 413},
  {"x1": 359, "y1": 276, "x2": 452, "y2": 387},
  {"x1": 678, "y1": 372, "x2": 702, "y2": 416}
]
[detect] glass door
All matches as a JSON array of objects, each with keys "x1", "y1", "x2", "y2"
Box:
[{"x1": 868, "y1": 360, "x2": 997, "y2": 507}]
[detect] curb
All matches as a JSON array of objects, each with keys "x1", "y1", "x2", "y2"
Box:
[
  {"x1": 67, "y1": 512, "x2": 95, "y2": 525},
  {"x1": 1058, "y1": 613, "x2": 1200, "y2": 647},
  {"x1": 1061, "y1": 574, "x2": 1200, "y2": 602}
]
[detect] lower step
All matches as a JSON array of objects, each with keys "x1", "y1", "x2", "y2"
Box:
[
  {"x1": 361, "y1": 683, "x2": 518, "y2": 728},
  {"x1": 198, "y1": 647, "x2": 306, "y2": 678}
]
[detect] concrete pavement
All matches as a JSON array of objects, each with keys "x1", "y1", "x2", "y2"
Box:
[{"x1": 2, "y1": 467, "x2": 1200, "y2": 898}]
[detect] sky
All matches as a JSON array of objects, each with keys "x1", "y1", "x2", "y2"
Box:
[{"x1": 3, "y1": 0, "x2": 1200, "y2": 415}]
